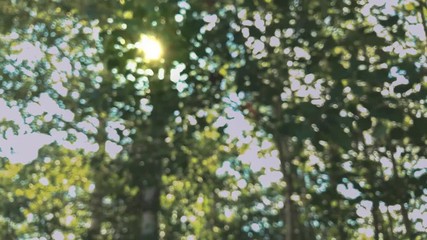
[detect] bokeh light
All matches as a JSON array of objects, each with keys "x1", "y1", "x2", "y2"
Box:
[{"x1": 135, "y1": 35, "x2": 163, "y2": 61}]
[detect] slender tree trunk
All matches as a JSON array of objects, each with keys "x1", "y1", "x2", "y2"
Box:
[
  {"x1": 334, "y1": 198, "x2": 348, "y2": 240},
  {"x1": 338, "y1": 220, "x2": 347, "y2": 240},
  {"x1": 400, "y1": 203, "x2": 413, "y2": 240},
  {"x1": 284, "y1": 168, "x2": 296, "y2": 240},
  {"x1": 389, "y1": 148, "x2": 413, "y2": 239},
  {"x1": 367, "y1": 164, "x2": 382, "y2": 240},
  {"x1": 140, "y1": 185, "x2": 160, "y2": 239},
  {"x1": 270, "y1": 94, "x2": 302, "y2": 240},
  {"x1": 135, "y1": 130, "x2": 164, "y2": 240},
  {"x1": 386, "y1": 209, "x2": 395, "y2": 239},
  {"x1": 87, "y1": 118, "x2": 108, "y2": 240},
  {"x1": 133, "y1": 145, "x2": 162, "y2": 240},
  {"x1": 298, "y1": 174, "x2": 316, "y2": 240},
  {"x1": 359, "y1": 135, "x2": 385, "y2": 240},
  {"x1": 276, "y1": 135, "x2": 299, "y2": 240},
  {"x1": 372, "y1": 200, "x2": 380, "y2": 240},
  {"x1": 87, "y1": 183, "x2": 103, "y2": 240},
  {"x1": 378, "y1": 166, "x2": 394, "y2": 240},
  {"x1": 328, "y1": 147, "x2": 348, "y2": 240},
  {"x1": 377, "y1": 208, "x2": 391, "y2": 240}
]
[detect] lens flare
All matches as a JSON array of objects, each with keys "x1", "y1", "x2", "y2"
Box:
[{"x1": 135, "y1": 35, "x2": 162, "y2": 61}]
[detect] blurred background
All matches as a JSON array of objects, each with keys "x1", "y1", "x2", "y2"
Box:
[{"x1": 0, "y1": 0, "x2": 426, "y2": 239}]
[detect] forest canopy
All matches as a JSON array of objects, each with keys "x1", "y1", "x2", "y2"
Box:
[{"x1": 0, "y1": 0, "x2": 426, "y2": 239}]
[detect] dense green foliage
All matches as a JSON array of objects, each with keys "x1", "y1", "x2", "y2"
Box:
[{"x1": 0, "y1": 0, "x2": 426, "y2": 239}]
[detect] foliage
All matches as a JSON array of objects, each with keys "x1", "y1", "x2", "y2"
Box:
[{"x1": 0, "y1": 0, "x2": 426, "y2": 239}]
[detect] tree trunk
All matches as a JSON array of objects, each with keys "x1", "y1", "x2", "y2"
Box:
[
  {"x1": 378, "y1": 208, "x2": 391, "y2": 240},
  {"x1": 86, "y1": 159, "x2": 112, "y2": 240},
  {"x1": 298, "y1": 174, "x2": 316, "y2": 240},
  {"x1": 378, "y1": 167, "x2": 394, "y2": 240},
  {"x1": 140, "y1": 185, "x2": 160, "y2": 239},
  {"x1": 329, "y1": 147, "x2": 348, "y2": 240},
  {"x1": 372, "y1": 200, "x2": 380, "y2": 240},
  {"x1": 86, "y1": 183, "x2": 103, "y2": 240},
  {"x1": 275, "y1": 135, "x2": 299, "y2": 240},
  {"x1": 386, "y1": 209, "x2": 395, "y2": 239},
  {"x1": 135, "y1": 134, "x2": 164, "y2": 239},
  {"x1": 400, "y1": 203, "x2": 413, "y2": 240},
  {"x1": 284, "y1": 168, "x2": 297, "y2": 240},
  {"x1": 389, "y1": 148, "x2": 413, "y2": 239},
  {"x1": 87, "y1": 118, "x2": 108, "y2": 240}
]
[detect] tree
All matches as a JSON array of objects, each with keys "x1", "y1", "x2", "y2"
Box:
[
  {"x1": 199, "y1": 0, "x2": 426, "y2": 238},
  {"x1": 1, "y1": 0, "x2": 426, "y2": 239}
]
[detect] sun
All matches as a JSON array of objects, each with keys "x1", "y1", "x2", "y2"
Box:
[{"x1": 135, "y1": 35, "x2": 163, "y2": 61}]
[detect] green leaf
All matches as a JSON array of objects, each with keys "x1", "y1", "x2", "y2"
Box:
[
  {"x1": 394, "y1": 84, "x2": 412, "y2": 94},
  {"x1": 358, "y1": 117, "x2": 372, "y2": 131},
  {"x1": 373, "y1": 122, "x2": 387, "y2": 139},
  {"x1": 390, "y1": 127, "x2": 404, "y2": 140},
  {"x1": 408, "y1": 117, "x2": 427, "y2": 140},
  {"x1": 371, "y1": 106, "x2": 404, "y2": 122}
]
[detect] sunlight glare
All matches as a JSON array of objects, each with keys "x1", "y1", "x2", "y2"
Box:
[{"x1": 135, "y1": 35, "x2": 163, "y2": 61}]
